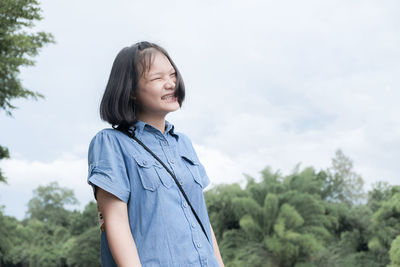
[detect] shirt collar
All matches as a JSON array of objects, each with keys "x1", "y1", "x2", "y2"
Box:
[{"x1": 130, "y1": 119, "x2": 178, "y2": 140}]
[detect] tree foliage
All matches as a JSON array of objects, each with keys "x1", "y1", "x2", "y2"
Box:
[
  {"x1": 0, "y1": 146, "x2": 10, "y2": 183},
  {"x1": 27, "y1": 181, "x2": 78, "y2": 227},
  {"x1": 0, "y1": 0, "x2": 54, "y2": 184},
  {"x1": 0, "y1": 0, "x2": 54, "y2": 115},
  {"x1": 389, "y1": 235, "x2": 400, "y2": 266},
  {"x1": 323, "y1": 150, "x2": 364, "y2": 206},
  {"x1": 65, "y1": 226, "x2": 101, "y2": 267},
  {"x1": 0, "y1": 182, "x2": 100, "y2": 267},
  {"x1": 205, "y1": 150, "x2": 399, "y2": 267}
]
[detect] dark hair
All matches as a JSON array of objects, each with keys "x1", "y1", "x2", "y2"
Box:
[{"x1": 100, "y1": 41, "x2": 185, "y2": 128}]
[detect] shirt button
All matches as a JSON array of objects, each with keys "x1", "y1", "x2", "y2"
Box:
[
  {"x1": 196, "y1": 242, "x2": 202, "y2": 248},
  {"x1": 179, "y1": 180, "x2": 184, "y2": 185},
  {"x1": 170, "y1": 158, "x2": 175, "y2": 164},
  {"x1": 162, "y1": 140, "x2": 168, "y2": 146},
  {"x1": 183, "y1": 202, "x2": 188, "y2": 208},
  {"x1": 142, "y1": 160, "x2": 147, "y2": 166},
  {"x1": 191, "y1": 223, "x2": 196, "y2": 228}
]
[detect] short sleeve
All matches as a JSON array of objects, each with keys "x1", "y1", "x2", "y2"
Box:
[{"x1": 87, "y1": 130, "x2": 130, "y2": 203}]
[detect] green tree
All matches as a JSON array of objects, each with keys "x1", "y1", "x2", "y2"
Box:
[
  {"x1": 368, "y1": 192, "x2": 400, "y2": 266},
  {"x1": 323, "y1": 150, "x2": 364, "y2": 206},
  {"x1": 206, "y1": 167, "x2": 331, "y2": 267},
  {"x1": 65, "y1": 226, "x2": 101, "y2": 267},
  {"x1": 0, "y1": 0, "x2": 54, "y2": 183},
  {"x1": 0, "y1": 146, "x2": 9, "y2": 183},
  {"x1": 205, "y1": 183, "x2": 246, "y2": 241},
  {"x1": 368, "y1": 182, "x2": 400, "y2": 212},
  {"x1": 65, "y1": 202, "x2": 100, "y2": 266},
  {"x1": 389, "y1": 235, "x2": 400, "y2": 267},
  {"x1": 0, "y1": 208, "x2": 21, "y2": 266},
  {"x1": 6, "y1": 182, "x2": 81, "y2": 266},
  {"x1": 204, "y1": 150, "x2": 398, "y2": 267},
  {"x1": 315, "y1": 205, "x2": 376, "y2": 267},
  {"x1": 265, "y1": 167, "x2": 329, "y2": 266},
  {"x1": 7, "y1": 219, "x2": 70, "y2": 267},
  {"x1": 0, "y1": 0, "x2": 54, "y2": 114},
  {"x1": 27, "y1": 181, "x2": 78, "y2": 227},
  {"x1": 69, "y1": 201, "x2": 98, "y2": 235}
]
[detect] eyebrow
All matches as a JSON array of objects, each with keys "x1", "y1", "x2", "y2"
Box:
[{"x1": 149, "y1": 68, "x2": 175, "y2": 77}]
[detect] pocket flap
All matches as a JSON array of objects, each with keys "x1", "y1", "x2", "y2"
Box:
[
  {"x1": 133, "y1": 155, "x2": 160, "y2": 168},
  {"x1": 179, "y1": 150, "x2": 199, "y2": 166},
  {"x1": 132, "y1": 154, "x2": 168, "y2": 191}
]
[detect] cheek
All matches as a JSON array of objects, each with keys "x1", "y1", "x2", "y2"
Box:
[
  {"x1": 137, "y1": 88, "x2": 162, "y2": 108},
  {"x1": 146, "y1": 89, "x2": 162, "y2": 102}
]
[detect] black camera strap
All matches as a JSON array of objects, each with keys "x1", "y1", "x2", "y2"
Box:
[{"x1": 116, "y1": 126, "x2": 210, "y2": 243}]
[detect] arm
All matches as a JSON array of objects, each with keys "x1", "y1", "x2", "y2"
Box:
[
  {"x1": 97, "y1": 187, "x2": 142, "y2": 267},
  {"x1": 210, "y1": 225, "x2": 225, "y2": 267}
]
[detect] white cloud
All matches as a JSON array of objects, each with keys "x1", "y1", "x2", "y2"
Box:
[
  {"x1": 0, "y1": 152, "x2": 92, "y2": 220},
  {"x1": 194, "y1": 144, "x2": 246, "y2": 186}
]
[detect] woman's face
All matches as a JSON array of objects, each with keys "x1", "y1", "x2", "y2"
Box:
[{"x1": 136, "y1": 50, "x2": 179, "y2": 118}]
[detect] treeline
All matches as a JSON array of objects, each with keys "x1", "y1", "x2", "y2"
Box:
[
  {"x1": 206, "y1": 150, "x2": 400, "y2": 267},
  {"x1": 0, "y1": 150, "x2": 399, "y2": 267},
  {"x1": 0, "y1": 183, "x2": 100, "y2": 267}
]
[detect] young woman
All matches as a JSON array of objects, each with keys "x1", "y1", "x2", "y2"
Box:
[{"x1": 87, "y1": 41, "x2": 225, "y2": 267}]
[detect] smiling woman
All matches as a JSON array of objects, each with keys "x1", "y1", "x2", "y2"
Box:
[
  {"x1": 135, "y1": 49, "x2": 180, "y2": 118},
  {"x1": 88, "y1": 41, "x2": 224, "y2": 267},
  {"x1": 99, "y1": 42, "x2": 185, "y2": 130}
]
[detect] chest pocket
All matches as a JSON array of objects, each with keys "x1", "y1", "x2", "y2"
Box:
[
  {"x1": 133, "y1": 154, "x2": 173, "y2": 191},
  {"x1": 180, "y1": 150, "x2": 206, "y2": 188}
]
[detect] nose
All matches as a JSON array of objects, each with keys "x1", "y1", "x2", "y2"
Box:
[{"x1": 165, "y1": 76, "x2": 176, "y2": 89}]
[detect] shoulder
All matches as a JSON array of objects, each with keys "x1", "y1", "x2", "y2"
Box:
[
  {"x1": 89, "y1": 128, "x2": 128, "y2": 145},
  {"x1": 88, "y1": 128, "x2": 131, "y2": 157}
]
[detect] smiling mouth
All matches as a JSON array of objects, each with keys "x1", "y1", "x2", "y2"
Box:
[{"x1": 161, "y1": 94, "x2": 176, "y2": 100}]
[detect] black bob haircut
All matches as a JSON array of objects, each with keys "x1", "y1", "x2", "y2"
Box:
[{"x1": 100, "y1": 41, "x2": 185, "y2": 129}]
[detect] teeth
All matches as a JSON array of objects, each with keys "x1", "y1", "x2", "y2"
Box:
[{"x1": 162, "y1": 95, "x2": 174, "y2": 100}]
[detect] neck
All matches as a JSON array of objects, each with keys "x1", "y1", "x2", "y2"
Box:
[{"x1": 136, "y1": 113, "x2": 166, "y2": 134}]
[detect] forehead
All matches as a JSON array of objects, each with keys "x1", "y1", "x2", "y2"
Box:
[{"x1": 138, "y1": 49, "x2": 173, "y2": 76}]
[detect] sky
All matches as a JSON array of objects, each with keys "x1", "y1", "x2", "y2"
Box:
[{"x1": 0, "y1": 0, "x2": 399, "y2": 220}]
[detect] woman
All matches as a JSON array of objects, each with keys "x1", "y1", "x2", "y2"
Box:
[{"x1": 87, "y1": 41, "x2": 224, "y2": 267}]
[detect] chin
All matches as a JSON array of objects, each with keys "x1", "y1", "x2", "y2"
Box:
[
  {"x1": 166, "y1": 102, "x2": 180, "y2": 111},
  {"x1": 168, "y1": 106, "x2": 180, "y2": 113}
]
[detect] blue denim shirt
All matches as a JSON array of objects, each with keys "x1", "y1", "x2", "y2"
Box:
[{"x1": 87, "y1": 119, "x2": 219, "y2": 267}]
